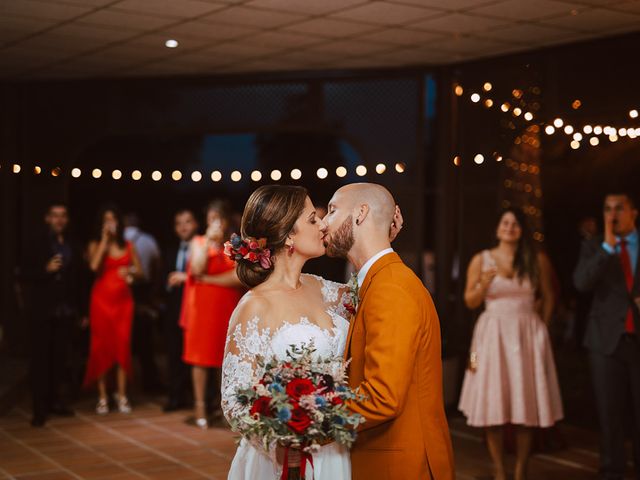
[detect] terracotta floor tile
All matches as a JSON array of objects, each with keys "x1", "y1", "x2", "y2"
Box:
[{"x1": 14, "y1": 471, "x2": 77, "y2": 480}]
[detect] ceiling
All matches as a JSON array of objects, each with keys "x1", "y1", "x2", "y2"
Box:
[{"x1": 1, "y1": 0, "x2": 639, "y2": 80}]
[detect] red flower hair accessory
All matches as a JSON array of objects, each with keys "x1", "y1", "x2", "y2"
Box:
[{"x1": 224, "y1": 233, "x2": 272, "y2": 269}]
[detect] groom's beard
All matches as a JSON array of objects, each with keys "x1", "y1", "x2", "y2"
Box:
[{"x1": 324, "y1": 215, "x2": 354, "y2": 258}]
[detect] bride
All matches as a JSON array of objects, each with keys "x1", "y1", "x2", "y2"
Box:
[{"x1": 222, "y1": 185, "x2": 353, "y2": 479}]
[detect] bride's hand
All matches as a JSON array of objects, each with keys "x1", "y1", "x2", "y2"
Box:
[
  {"x1": 275, "y1": 445, "x2": 301, "y2": 467},
  {"x1": 389, "y1": 205, "x2": 404, "y2": 242}
]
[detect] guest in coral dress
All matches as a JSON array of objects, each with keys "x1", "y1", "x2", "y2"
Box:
[
  {"x1": 180, "y1": 200, "x2": 243, "y2": 428},
  {"x1": 84, "y1": 204, "x2": 143, "y2": 416},
  {"x1": 459, "y1": 208, "x2": 563, "y2": 480}
]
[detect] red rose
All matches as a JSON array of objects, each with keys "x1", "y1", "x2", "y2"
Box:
[
  {"x1": 249, "y1": 241, "x2": 259, "y2": 250},
  {"x1": 287, "y1": 407, "x2": 312, "y2": 434},
  {"x1": 331, "y1": 396, "x2": 344, "y2": 406},
  {"x1": 344, "y1": 303, "x2": 356, "y2": 315},
  {"x1": 250, "y1": 396, "x2": 273, "y2": 417},
  {"x1": 239, "y1": 246, "x2": 249, "y2": 256},
  {"x1": 286, "y1": 378, "x2": 315, "y2": 401},
  {"x1": 245, "y1": 251, "x2": 258, "y2": 262}
]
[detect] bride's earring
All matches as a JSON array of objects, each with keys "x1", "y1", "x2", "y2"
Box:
[{"x1": 288, "y1": 243, "x2": 295, "y2": 255}]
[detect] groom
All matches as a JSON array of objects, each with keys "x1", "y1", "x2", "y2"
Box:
[{"x1": 322, "y1": 183, "x2": 455, "y2": 480}]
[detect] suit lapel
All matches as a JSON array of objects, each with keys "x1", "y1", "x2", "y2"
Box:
[{"x1": 344, "y1": 253, "x2": 403, "y2": 360}]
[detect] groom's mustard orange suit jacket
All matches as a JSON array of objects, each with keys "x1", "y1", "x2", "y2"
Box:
[{"x1": 345, "y1": 253, "x2": 455, "y2": 480}]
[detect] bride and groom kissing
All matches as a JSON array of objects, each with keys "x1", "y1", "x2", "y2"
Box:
[{"x1": 221, "y1": 183, "x2": 455, "y2": 479}]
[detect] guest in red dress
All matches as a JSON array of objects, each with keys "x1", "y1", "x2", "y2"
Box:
[
  {"x1": 180, "y1": 200, "x2": 243, "y2": 428},
  {"x1": 84, "y1": 204, "x2": 143, "y2": 415}
]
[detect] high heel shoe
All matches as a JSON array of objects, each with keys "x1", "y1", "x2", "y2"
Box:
[
  {"x1": 96, "y1": 398, "x2": 109, "y2": 416},
  {"x1": 113, "y1": 393, "x2": 132, "y2": 414}
]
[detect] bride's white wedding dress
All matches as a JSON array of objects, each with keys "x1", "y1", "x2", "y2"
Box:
[{"x1": 222, "y1": 274, "x2": 352, "y2": 480}]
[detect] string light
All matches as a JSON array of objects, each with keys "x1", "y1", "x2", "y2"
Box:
[
  {"x1": 92, "y1": 168, "x2": 102, "y2": 179},
  {"x1": 570, "y1": 140, "x2": 580, "y2": 149},
  {"x1": 589, "y1": 137, "x2": 599, "y2": 146},
  {"x1": 172, "y1": 170, "x2": 182, "y2": 181},
  {"x1": 564, "y1": 125, "x2": 574, "y2": 135},
  {"x1": 112, "y1": 169, "x2": 122, "y2": 180},
  {"x1": 470, "y1": 93, "x2": 480, "y2": 103},
  {"x1": 545, "y1": 126, "x2": 555, "y2": 135},
  {"x1": 12, "y1": 164, "x2": 21, "y2": 173},
  {"x1": 630, "y1": 109, "x2": 638, "y2": 119},
  {"x1": 395, "y1": 163, "x2": 406, "y2": 173},
  {"x1": 453, "y1": 156, "x2": 461, "y2": 166},
  {"x1": 484, "y1": 99, "x2": 493, "y2": 108},
  {"x1": 513, "y1": 108, "x2": 522, "y2": 116},
  {"x1": 593, "y1": 126, "x2": 603, "y2": 135},
  {"x1": 132, "y1": 170, "x2": 142, "y2": 181},
  {"x1": 583, "y1": 125, "x2": 593, "y2": 134},
  {"x1": 191, "y1": 171, "x2": 202, "y2": 182},
  {"x1": 474, "y1": 154, "x2": 484, "y2": 165},
  {"x1": 501, "y1": 102, "x2": 510, "y2": 112},
  {"x1": 34, "y1": 166, "x2": 41, "y2": 174},
  {"x1": 355, "y1": 165, "x2": 367, "y2": 176},
  {"x1": 483, "y1": 82, "x2": 492, "y2": 92},
  {"x1": 573, "y1": 132, "x2": 583, "y2": 141},
  {"x1": 152, "y1": 170, "x2": 162, "y2": 181},
  {"x1": 375, "y1": 163, "x2": 386, "y2": 174},
  {"x1": 290, "y1": 169, "x2": 302, "y2": 180},
  {"x1": 524, "y1": 112, "x2": 533, "y2": 121},
  {"x1": 270, "y1": 170, "x2": 282, "y2": 181},
  {"x1": 454, "y1": 85, "x2": 464, "y2": 96},
  {"x1": 251, "y1": 170, "x2": 262, "y2": 182},
  {"x1": 572, "y1": 99, "x2": 582, "y2": 110},
  {"x1": 51, "y1": 167, "x2": 61, "y2": 177},
  {"x1": 71, "y1": 168, "x2": 81, "y2": 178},
  {"x1": 553, "y1": 118, "x2": 563, "y2": 128},
  {"x1": 609, "y1": 134, "x2": 619, "y2": 142},
  {"x1": 231, "y1": 171, "x2": 242, "y2": 182},
  {"x1": 336, "y1": 166, "x2": 347, "y2": 178},
  {"x1": 316, "y1": 168, "x2": 328, "y2": 179},
  {"x1": 211, "y1": 171, "x2": 222, "y2": 182},
  {"x1": 628, "y1": 129, "x2": 638, "y2": 139}
]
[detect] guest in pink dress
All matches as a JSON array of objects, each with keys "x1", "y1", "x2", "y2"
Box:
[{"x1": 459, "y1": 208, "x2": 563, "y2": 480}]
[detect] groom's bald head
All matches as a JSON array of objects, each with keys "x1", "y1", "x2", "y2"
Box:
[{"x1": 336, "y1": 183, "x2": 395, "y2": 233}]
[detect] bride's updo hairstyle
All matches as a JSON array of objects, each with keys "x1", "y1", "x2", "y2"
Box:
[{"x1": 237, "y1": 185, "x2": 308, "y2": 288}]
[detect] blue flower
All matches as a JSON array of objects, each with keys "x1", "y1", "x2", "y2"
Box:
[
  {"x1": 332, "y1": 415, "x2": 346, "y2": 426},
  {"x1": 230, "y1": 234, "x2": 243, "y2": 248},
  {"x1": 269, "y1": 383, "x2": 284, "y2": 394},
  {"x1": 336, "y1": 385, "x2": 347, "y2": 393},
  {"x1": 315, "y1": 396, "x2": 327, "y2": 407},
  {"x1": 277, "y1": 407, "x2": 292, "y2": 422}
]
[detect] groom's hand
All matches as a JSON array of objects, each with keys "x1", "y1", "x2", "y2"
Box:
[{"x1": 389, "y1": 205, "x2": 404, "y2": 242}]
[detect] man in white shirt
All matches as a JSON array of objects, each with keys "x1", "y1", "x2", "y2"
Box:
[{"x1": 124, "y1": 212, "x2": 162, "y2": 392}]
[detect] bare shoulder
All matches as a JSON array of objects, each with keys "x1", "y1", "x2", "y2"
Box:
[{"x1": 228, "y1": 292, "x2": 270, "y2": 331}]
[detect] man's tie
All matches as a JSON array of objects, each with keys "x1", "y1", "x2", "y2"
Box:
[
  {"x1": 619, "y1": 239, "x2": 635, "y2": 333},
  {"x1": 176, "y1": 242, "x2": 188, "y2": 273}
]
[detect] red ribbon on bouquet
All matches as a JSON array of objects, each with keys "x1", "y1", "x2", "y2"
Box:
[{"x1": 281, "y1": 446, "x2": 314, "y2": 480}]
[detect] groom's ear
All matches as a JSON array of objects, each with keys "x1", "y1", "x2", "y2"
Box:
[{"x1": 355, "y1": 204, "x2": 370, "y2": 226}]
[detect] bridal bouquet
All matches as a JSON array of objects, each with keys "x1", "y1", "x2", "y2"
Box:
[{"x1": 230, "y1": 344, "x2": 365, "y2": 480}]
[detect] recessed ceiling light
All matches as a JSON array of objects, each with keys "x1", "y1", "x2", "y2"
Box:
[{"x1": 165, "y1": 39, "x2": 179, "y2": 48}]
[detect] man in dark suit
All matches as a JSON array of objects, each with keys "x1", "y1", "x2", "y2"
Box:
[
  {"x1": 162, "y1": 209, "x2": 198, "y2": 411},
  {"x1": 22, "y1": 203, "x2": 83, "y2": 427},
  {"x1": 574, "y1": 192, "x2": 640, "y2": 480}
]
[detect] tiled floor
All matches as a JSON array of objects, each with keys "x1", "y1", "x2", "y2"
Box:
[{"x1": 0, "y1": 398, "x2": 626, "y2": 479}]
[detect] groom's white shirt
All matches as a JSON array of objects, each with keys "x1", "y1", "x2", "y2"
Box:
[{"x1": 357, "y1": 248, "x2": 394, "y2": 288}]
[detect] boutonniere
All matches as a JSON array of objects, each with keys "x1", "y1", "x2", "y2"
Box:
[{"x1": 343, "y1": 273, "x2": 359, "y2": 316}]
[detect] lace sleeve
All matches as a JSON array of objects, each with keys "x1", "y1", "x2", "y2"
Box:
[
  {"x1": 221, "y1": 314, "x2": 272, "y2": 425},
  {"x1": 302, "y1": 273, "x2": 353, "y2": 320}
]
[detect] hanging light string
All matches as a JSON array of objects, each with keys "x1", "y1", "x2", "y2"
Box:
[
  {"x1": 452, "y1": 80, "x2": 639, "y2": 165},
  {"x1": 2, "y1": 163, "x2": 407, "y2": 181}
]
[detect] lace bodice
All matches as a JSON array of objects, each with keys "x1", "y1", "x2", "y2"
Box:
[{"x1": 221, "y1": 274, "x2": 351, "y2": 425}]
